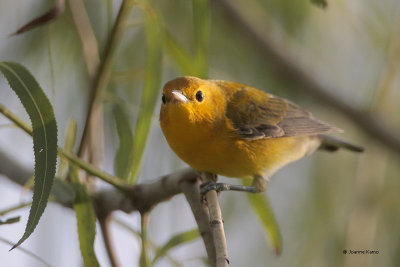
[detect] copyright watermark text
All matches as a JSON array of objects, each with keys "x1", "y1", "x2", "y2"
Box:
[{"x1": 342, "y1": 249, "x2": 379, "y2": 255}]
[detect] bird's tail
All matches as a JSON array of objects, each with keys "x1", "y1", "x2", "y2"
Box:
[{"x1": 319, "y1": 135, "x2": 364, "y2": 153}]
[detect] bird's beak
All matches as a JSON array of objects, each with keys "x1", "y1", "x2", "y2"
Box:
[{"x1": 171, "y1": 90, "x2": 189, "y2": 103}]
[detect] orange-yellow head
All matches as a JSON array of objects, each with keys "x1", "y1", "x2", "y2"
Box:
[{"x1": 160, "y1": 76, "x2": 226, "y2": 128}]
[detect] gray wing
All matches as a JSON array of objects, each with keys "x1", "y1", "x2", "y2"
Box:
[{"x1": 225, "y1": 87, "x2": 339, "y2": 140}]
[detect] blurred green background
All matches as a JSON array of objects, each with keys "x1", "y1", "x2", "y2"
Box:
[{"x1": 1, "y1": 0, "x2": 399, "y2": 266}]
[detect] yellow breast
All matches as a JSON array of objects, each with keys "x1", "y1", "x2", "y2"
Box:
[{"x1": 160, "y1": 102, "x2": 315, "y2": 178}]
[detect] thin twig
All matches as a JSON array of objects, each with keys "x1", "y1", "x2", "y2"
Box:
[
  {"x1": 0, "y1": 202, "x2": 31, "y2": 216},
  {"x1": 214, "y1": 0, "x2": 400, "y2": 153},
  {"x1": 0, "y1": 104, "x2": 31, "y2": 134},
  {"x1": 0, "y1": 108, "x2": 199, "y2": 215},
  {"x1": 140, "y1": 212, "x2": 151, "y2": 267},
  {"x1": 0, "y1": 237, "x2": 52, "y2": 267},
  {"x1": 0, "y1": 104, "x2": 130, "y2": 192},
  {"x1": 180, "y1": 177, "x2": 216, "y2": 267},
  {"x1": 77, "y1": 0, "x2": 135, "y2": 157},
  {"x1": 68, "y1": 0, "x2": 104, "y2": 167},
  {"x1": 113, "y1": 218, "x2": 183, "y2": 267},
  {"x1": 58, "y1": 150, "x2": 131, "y2": 192},
  {"x1": 202, "y1": 173, "x2": 229, "y2": 267},
  {"x1": 99, "y1": 215, "x2": 120, "y2": 267},
  {"x1": 68, "y1": 0, "x2": 100, "y2": 79}
]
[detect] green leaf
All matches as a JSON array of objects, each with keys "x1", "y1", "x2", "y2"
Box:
[
  {"x1": 57, "y1": 119, "x2": 77, "y2": 180},
  {"x1": 243, "y1": 180, "x2": 282, "y2": 255},
  {"x1": 310, "y1": 0, "x2": 328, "y2": 9},
  {"x1": 152, "y1": 229, "x2": 199, "y2": 264},
  {"x1": 192, "y1": 0, "x2": 210, "y2": 78},
  {"x1": 0, "y1": 62, "x2": 58, "y2": 249},
  {"x1": 113, "y1": 103, "x2": 134, "y2": 180},
  {"x1": 71, "y1": 166, "x2": 100, "y2": 267},
  {"x1": 129, "y1": 6, "x2": 163, "y2": 183},
  {"x1": 246, "y1": 192, "x2": 282, "y2": 255},
  {"x1": 62, "y1": 118, "x2": 99, "y2": 266},
  {"x1": 51, "y1": 178, "x2": 75, "y2": 204},
  {"x1": 164, "y1": 30, "x2": 196, "y2": 75},
  {"x1": 0, "y1": 216, "x2": 20, "y2": 225},
  {"x1": 140, "y1": 212, "x2": 151, "y2": 267}
]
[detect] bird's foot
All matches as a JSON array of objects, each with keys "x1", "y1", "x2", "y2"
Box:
[{"x1": 200, "y1": 181, "x2": 258, "y2": 195}]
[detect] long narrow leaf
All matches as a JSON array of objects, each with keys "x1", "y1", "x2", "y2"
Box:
[
  {"x1": 247, "y1": 192, "x2": 282, "y2": 255},
  {"x1": 65, "y1": 120, "x2": 100, "y2": 267},
  {"x1": 0, "y1": 216, "x2": 20, "y2": 225},
  {"x1": 57, "y1": 119, "x2": 77, "y2": 180},
  {"x1": 113, "y1": 104, "x2": 134, "y2": 180},
  {"x1": 0, "y1": 62, "x2": 58, "y2": 249},
  {"x1": 71, "y1": 166, "x2": 100, "y2": 267},
  {"x1": 192, "y1": 0, "x2": 210, "y2": 78},
  {"x1": 164, "y1": 30, "x2": 195, "y2": 75},
  {"x1": 10, "y1": 0, "x2": 66, "y2": 36},
  {"x1": 129, "y1": 6, "x2": 163, "y2": 183},
  {"x1": 152, "y1": 229, "x2": 199, "y2": 264}
]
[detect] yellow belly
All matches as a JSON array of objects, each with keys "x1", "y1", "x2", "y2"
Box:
[{"x1": 161, "y1": 107, "x2": 318, "y2": 178}]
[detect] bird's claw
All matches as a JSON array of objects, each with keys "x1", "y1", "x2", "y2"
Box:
[{"x1": 200, "y1": 182, "x2": 231, "y2": 195}]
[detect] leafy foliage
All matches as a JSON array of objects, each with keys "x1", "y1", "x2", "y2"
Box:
[
  {"x1": 247, "y1": 193, "x2": 282, "y2": 255},
  {"x1": 152, "y1": 229, "x2": 200, "y2": 264},
  {"x1": 0, "y1": 62, "x2": 58, "y2": 249},
  {"x1": 63, "y1": 119, "x2": 100, "y2": 266},
  {"x1": 71, "y1": 166, "x2": 100, "y2": 267},
  {"x1": 310, "y1": 0, "x2": 328, "y2": 9},
  {"x1": 129, "y1": 6, "x2": 163, "y2": 183},
  {"x1": 113, "y1": 104, "x2": 134, "y2": 180},
  {"x1": 0, "y1": 216, "x2": 20, "y2": 225}
]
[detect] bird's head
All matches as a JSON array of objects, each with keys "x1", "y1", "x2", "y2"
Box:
[{"x1": 160, "y1": 76, "x2": 225, "y2": 124}]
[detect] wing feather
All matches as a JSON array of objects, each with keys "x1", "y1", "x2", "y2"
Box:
[{"x1": 224, "y1": 86, "x2": 339, "y2": 140}]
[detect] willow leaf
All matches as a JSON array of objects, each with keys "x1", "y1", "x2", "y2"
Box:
[
  {"x1": 57, "y1": 119, "x2": 77, "y2": 180},
  {"x1": 0, "y1": 216, "x2": 20, "y2": 225},
  {"x1": 0, "y1": 61, "x2": 58, "y2": 249},
  {"x1": 310, "y1": 0, "x2": 328, "y2": 9},
  {"x1": 10, "y1": 0, "x2": 65, "y2": 36},
  {"x1": 193, "y1": 0, "x2": 210, "y2": 78},
  {"x1": 71, "y1": 166, "x2": 100, "y2": 267},
  {"x1": 113, "y1": 104, "x2": 134, "y2": 180},
  {"x1": 246, "y1": 191, "x2": 282, "y2": 255},
  {"x1": 164, "y1": 30, "x2": 195, "y2": 75},
  {"x1": 63, "y1": 119, "x2": 99, "y2": 266},
  {"x1": 152, "y1": 229, "x2": 199, "y2": 264},
  {"x1": 129, "y1": 6, "x2": 163, "y2": 183}
]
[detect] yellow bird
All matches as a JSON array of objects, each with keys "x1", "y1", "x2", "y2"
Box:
[{"x1": 160, "y1": 76, "x2": 363, "y2": 194}]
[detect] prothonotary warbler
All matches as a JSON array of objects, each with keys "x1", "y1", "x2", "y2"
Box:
[{"x1": 160, "y1": 76, "x2": 363, "y2": 194}]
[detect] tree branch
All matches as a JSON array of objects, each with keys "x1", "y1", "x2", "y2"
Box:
[
  {"x1": 180, "y1": 177, "x2": 216, "y2": 267},
  {"x1": 202, "y1": 173, "x2": 229, "y2": 267},
  {"x1": 0, "y1": 104, "x2": 131, "y2": 192},
  {"x1": 1, "y1": 142, "x2": 221, "y2": 265},
  {"x1": 98, "y1": 215, "x2": 120, "y2": 267},
  {"x1": 214, "y1": 0, "x2": 400, "y2": 153}
]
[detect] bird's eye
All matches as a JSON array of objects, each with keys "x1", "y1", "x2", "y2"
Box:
[
  {"x1": 162, "y1": 94, "x2": 166, "y2": 104},
  {"x1": 195, "y1": 90, "x2": 204, "y2": 102}
]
